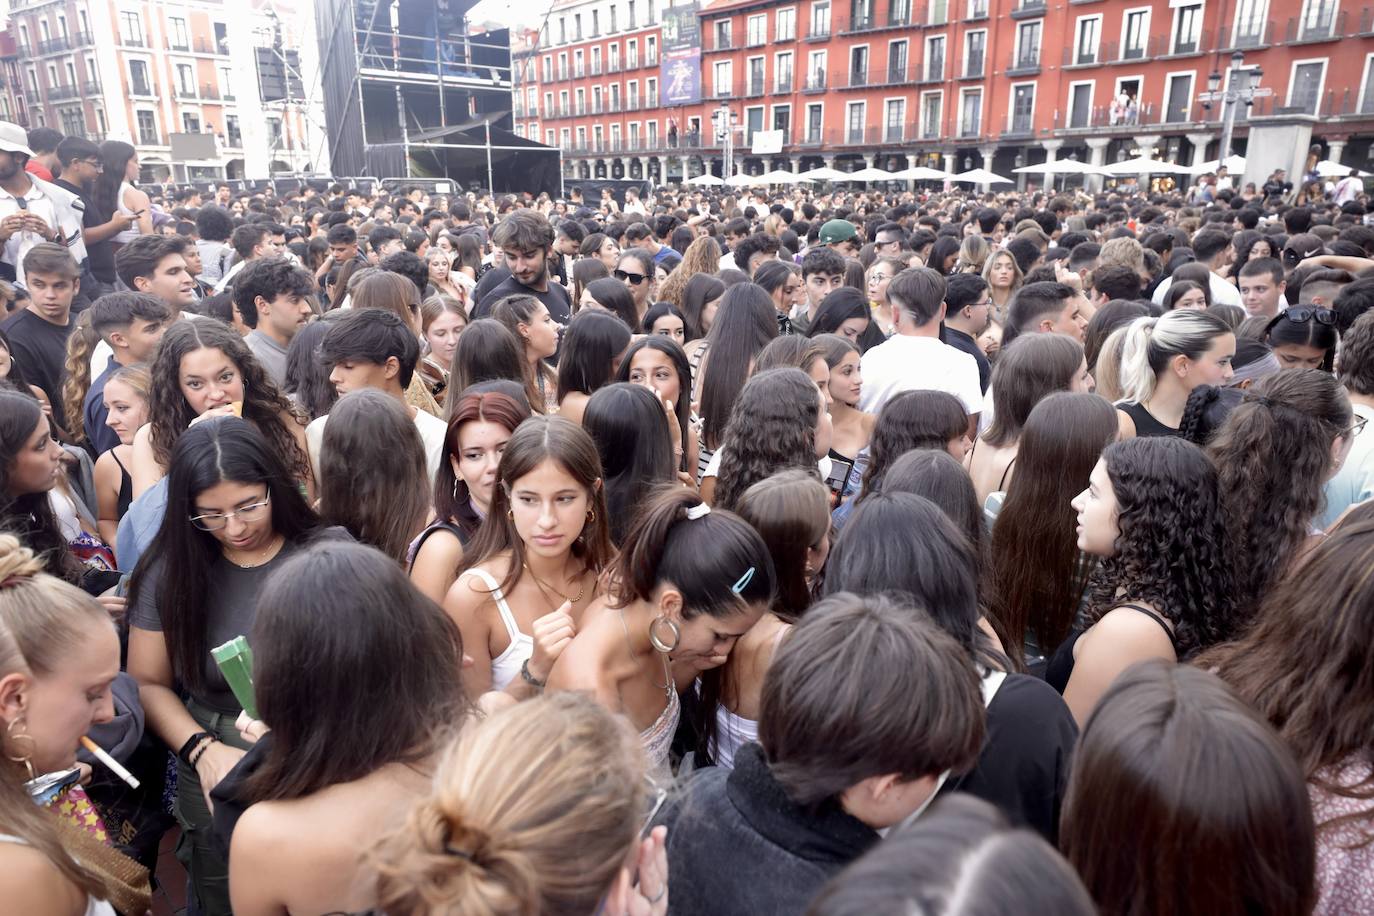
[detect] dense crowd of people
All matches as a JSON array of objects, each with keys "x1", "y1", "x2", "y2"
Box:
[{"x1": 1, "y1": 120, "x2": 1374, "y2": 915}]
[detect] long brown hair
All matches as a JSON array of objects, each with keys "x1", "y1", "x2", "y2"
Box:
[
  {"x1": 242, "y1": 541, "x2": 469, "y2": 802},
  {"x1": 987, "y1": 393, "x2": 1117, "y2": 657},
  {"x1": 979, "y1": 334, "x2": 1084, "y2": 448},
  {"x1": 734, "y1": 471, "x2": 829, "y2": 622},
  {"x1": 458, "y1": 416, "x2": 612, "y2": 593},
  {"x1": 0, "y1": 535, "x2": 111, "y2": 900},
  {"x1": 319, "y1": 389, "x2": 431, "y2": 564},
  {"x1": 1202, "y1": 518, "x2": 1374, "y2": 839},
  {"x1": 1207, "y1": 368, "x2": 1352, "y2": 617},
  {"x1": 1062, "y1": 661, "x2": 1315, "y2": 916}
]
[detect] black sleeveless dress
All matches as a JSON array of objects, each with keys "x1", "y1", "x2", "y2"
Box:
[{"x1": 1116, "y1": 401, "x2": 1181, "y2": 439}]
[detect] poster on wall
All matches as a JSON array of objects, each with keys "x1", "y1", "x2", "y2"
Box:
[{"x1": 661, "y1": 3, "x2": 701, "y2": 106}]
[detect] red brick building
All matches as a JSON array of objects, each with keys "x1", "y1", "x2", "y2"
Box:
[{"x1": 516, "y1": 0, "x2": 1374, "y2": 189}]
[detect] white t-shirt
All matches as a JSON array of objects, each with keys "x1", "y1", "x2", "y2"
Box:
[
  {"x1": 306, "y1": 402, "x2": 447, "y2": 486},
  {"x1": 1150, "y1": 271, "x2": 1242, "y2": 308},
  {"x1": 858, "y1": 334, "x2": 985, "y2": 416}
]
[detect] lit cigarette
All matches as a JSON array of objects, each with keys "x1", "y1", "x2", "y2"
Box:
[{"x1": 80, "y1": 736, "x2": 140, "y2": 789}]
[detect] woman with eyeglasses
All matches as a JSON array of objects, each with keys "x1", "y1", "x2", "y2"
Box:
[
  {"x1": 126, "y1": 418, "x2": 340, "y2": 916},
  {"x1": 615, "y1": 249, "x2": 656, "y2": 326},
  {"x1": 370, "y1": 692, "x2": 669, "y2": 916},
  {"x1": 1207, "y1": 368, "x2": 1356, "y2": 619},
  {"x1": 865, "y1": 257, "x2": 906, "y2": 338},
  {"x1": 1264, "y1": 306, "x2": 1338, "y2": 371}
]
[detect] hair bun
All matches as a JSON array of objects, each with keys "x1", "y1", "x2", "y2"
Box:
[{"x1": 0, "y1": 534, "x2": 44, "y2": 588}]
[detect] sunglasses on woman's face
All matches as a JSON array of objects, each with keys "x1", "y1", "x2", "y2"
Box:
[{"x1": 615, "y1": 268, "x2": 648, "y2": 285}]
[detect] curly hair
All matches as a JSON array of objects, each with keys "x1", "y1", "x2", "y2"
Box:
[
  {"x1": 657, "y1": 235, "x2": 723, "y2": 308},
  {"x1": 1206, "y1": 369, "x2": 1351, "y2": 617},
  {"x1": 147, "y1": 319, "x2": 310, "y2": 483},
  {"x1": 1087, "y1": 437, "x2": 1238, "y2": 657},
  {"x1": 713, "y1": 368, "x2": 820, "y2": 512}
]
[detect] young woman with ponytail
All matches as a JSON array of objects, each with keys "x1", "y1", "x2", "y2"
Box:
[
  {"x1": 546, "y1": 486, "x2": 776, "y2": 776},
  {"x1": 370, "y1": 693, "x2": 668, "y2": 916},
  {"x1": 0, "y1": 534, "x2": 149, "y2": 916},
  {"x1": 1115, "y1": 310, "x2": 1236, "y2": 438},
  {"x1": 1206, "y1": 368, "x2": 1356, "y2": 616}
]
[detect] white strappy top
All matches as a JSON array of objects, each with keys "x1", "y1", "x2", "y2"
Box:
[
  {"x1": 710, "y1": 705, "x2": 757, "y2": 770},
  {"x1": 642, "y1": 687, "x2": 680, "y2": 778},
  {"x1": 0, "y1": 833, "x2": 117, "y2": 916},
  {"x1": 461, "y1": 567, "x2": 533, "y2": 691}
]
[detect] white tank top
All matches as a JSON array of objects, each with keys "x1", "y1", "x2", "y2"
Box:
[
  {"x1": 710, "y1": 705, "x2": 758, "y2": 770},
  {"x1": 461, "y1": 567, "x2": 533, "y2": 691},
  {"x1": 0, "y1": 833, "x2": 117, "y2": 916},
  {"x1": 113, "y1": 181, "x2": 141, "y2": 245}
]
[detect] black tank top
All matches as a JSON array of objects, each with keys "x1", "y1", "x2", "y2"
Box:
[
  {"x1": 1117, "y1": 401, "x2": 1181, "y2": 439},
  {"x1": 1045, "y1": 603, "x2": 1178, "y2": 695}
]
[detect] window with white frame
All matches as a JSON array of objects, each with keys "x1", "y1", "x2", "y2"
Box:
[
  {"x1": 559, "y1": 89, "x2": 570, "y2": 114},
  {"x1": 1010, "y1": 83, "x2": 1035, "y2": 132},
  {"x1": 647, "y1": 76, "x2": 657, "y2": 106},
  {"x1": 884, "y1": 98, "x2": 905, "y2": 140},
  {"x1": 119, "y1": 11, "x2": 143, "y2": 45},
  {"x1": 628, "y1": 79, "x2": 639, "y2": 107},
  {"x1": 846, "y1": 100, "x2": 866, "y2": 142},
  {"x1": 1122, "y1": 9, "x2": 1150, "y2": 59},
  {"x1": 1288, "y1": 59, "x2": 1326, "y2": 114},
  {"x1": 1300, "y1": 0, "x2": 1338, "y2": 39},
  {"x1": 810, "y1": 1, "x2": 831, "y2": 37},
  {"x1": 647, "y1": 35, "x2": 657, "y2": 65},
  {"x1": 182, "y1": 112, "x2": 201, "y2": 133},
  {"x1": 714, "y1": 59, "x2": 732, "y2": 96},
  {"x1": 776, "y1": 52, "x2": 794, "y2": 91},
  {"x1": 925, "y1": 35, "x2": 945, "y2": 80},
  {"x1": 1068, "y1": 81, "x2": 1092, "y2": 127},
  {"x1": 574, "y1": 49, "x2": 584, "y2": 76},
  {"x1": 628, "y1": 39, "x2": 638, "y2": 69},
  {"x1": 960, "y1": 88, "x2": 982, "y2": 135},
  {"x1": 748, "y1": 14, "x2": 767, "y2": 45},
  {"x1": 1164, "y1": 72, "x2": 1194, "y2": 122},
  {"x1": 1015, "y1": 21, "x2": 1041, "y2": 69},
  {"x1": 776, "y1": 7, "x2": 796, "y2": 40},
  {"x1": 1361, "y1": 54, "x2": 1374, "y2": 114},
  {"x1": 1075, "y1": 16, "x2": 1101, "y2": 64},
  {"x1": 575, "y1": 87, "x2": 586, "y2": 113},
  {"x1": 714, "y1": 19, "x2": 732, "y2": 49},
  {"x1": 965, "y1": 30, "x2": 985, "y2": 76},
  {"x1": 808, "y1": 50, "x2": 827, "y2": 89},
  {"x1": 169, "y1": 17, "x2": 189, "y2": 50},
  {"x1": 1171, "y1": 3, "x2": 1202, "y2": 54},
  {"x1": 1233, "y1": 0, "x2": 1268, "y2": 46},
  {"x1": 128, "y1": 59, "x2": 152, "y2": 95},
  {"x1": 921, "y1": 91, "x2": 942, "y2": 138},
  {"x1": 593, "y1": 85, "x2": 603, "y2": 112},
  {"x1": 176, "y1": 63, "x2": 195, "y2": 96},
  {"x1": 135, "y1": 109, "x2": 158, "y2": 144},
  {"x1": 558, "y1": 52, "x2": 568, "y2": 79},
  {"x1": 806, "y1": 102, "x2": 824, "y2": 142}
]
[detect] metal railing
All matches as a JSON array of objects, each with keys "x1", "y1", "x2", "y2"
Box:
[
  {"x1": 963, "y1": 53, "x2": 984, "y2": 77},
  {"x1": 1286, "y1": 9, "x2": 1345, "y2": 42},
  {"x1": 1008, "y1": 49, "x2": 1041, "y2": 74},
  {"x1": 804, "y1": 72, "x2": 827, "y2": 91},
  {"x1": 46, "y1": 83, "x2": 80, "y2": 101}
]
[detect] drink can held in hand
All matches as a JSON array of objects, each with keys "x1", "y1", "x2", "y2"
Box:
[{"x1": 212, "y1": 635, "x2": 259, "y2": 720}]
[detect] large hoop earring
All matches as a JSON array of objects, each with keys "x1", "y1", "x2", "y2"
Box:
[
  {"x1": 648, "y1": 615, "x2": 680, "y2": 654},
  {"x1": 586, "y1": 508, "x2": 596, "y2": 525},
  {"x1": 5, "y1": 718, "x2": 36, "y2": 781}
]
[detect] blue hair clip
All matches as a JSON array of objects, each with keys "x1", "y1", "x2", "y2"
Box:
[{"x1": 731, "y1": 566, "x2": 756, "y2": 595}]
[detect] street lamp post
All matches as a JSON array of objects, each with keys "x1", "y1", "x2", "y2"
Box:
[{"x1": 1205, "y1": 51, "x2": 1264, "y2": 163}]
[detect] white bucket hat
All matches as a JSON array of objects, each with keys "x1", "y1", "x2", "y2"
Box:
[{"x1": 0, "y1": 122, "x2": 34, "y2": 157}]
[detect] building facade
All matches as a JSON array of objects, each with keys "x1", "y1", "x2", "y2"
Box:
[
  {"x1": 518, "y1": 0, "x2": 1374, "y2": 188},
  {"x1": 1, "y1": 0, "x2": 323, "y2": 182}
]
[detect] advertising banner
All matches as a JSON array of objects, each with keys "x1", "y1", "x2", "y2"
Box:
[{"x1": 660, "y1": 4, "x2": 701, "y2": 105}]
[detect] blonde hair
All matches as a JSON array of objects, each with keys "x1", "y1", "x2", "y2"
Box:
[
  {"x1": 955, "y1": 235, "x2": 990, "y2": 274},
  {"x1": 1099, "y1": 237, "x2": 1145, "y2": 275},
  {"x1": 61, "y1": 311, "x2": 100, "y2": 443},
  {"x1": 1093, "y1": 325, "x2": 1131, "y2": 403},
  {"x1": 371, "y1": 693, "x2": 645, "y2": 916},
  {"x1": 0, "y1": 534, "x2": 110, "y2": 899},
  {"x1": 657, "y1": 235, "x2": 722, "y2": 307}
]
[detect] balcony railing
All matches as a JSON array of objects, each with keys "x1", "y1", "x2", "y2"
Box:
[
  {"x1": 646, "y1": 52, "x2": 658, "y2": 66},
  {"x1": 1218, "y1": 20, "x2": 1272, "y2": 48},
  {"x1": 177, "y1": 87, "x2": 198, "y2": 99},
  {"x1": 1051, "y1": 102, "x2": 1158, "y2": 132},
  {"x1": 884, "y1": 124, "x2": 905, "y2": 142},
  {"x1": 874, "y1": 65, "x2": 909, "y2": 86},
  {"x1": 842, "y1": 14, "x2": 875, "y2": 33},
  {"x1": 201, "y1": 85, "x2": 220, "y2": 100},
  {"x1": 72, "y1": 31, "x2": 93, "y2": 47},
  {"x1": 746, "y1": 76, "x2": 766, "y2": 96},
  {"x1": 122, "y1": 35, "x2": 146, "y2": 48},
  {"x1": 773, "y1": 76, "x2": 793, "y2": 94},
  {"x1": 37, "y1": 36, "x2": 71, "y2": 54},
  {"x1": 709, "y1": 33, "x2": 735, "y2": 51},
  {"x1": 168, "y1": 40, "x2": 190, "y2": 51},
  {"x1": 1064, "y1": 45, "x2": 1096, "y2": 66},
  {"x1": 591, "y1": 62, "x2": 602, "y2": 75},
  {"x1": 627, "y1": 55, "x2": 638, "y2": 68},
  {"x1": 1006, "y1": 116, "x2": 1034, "y2": 135},
  {"x1": 1286, "y1": 9, "x2": 1344, "y2": 42},
  {"x1": 919, "y1": 58, "x2": 944, "y2": 82},
  {"x1": 888, "y1": 5, "x2": 912, "y2": 26},
  {"x1": 963, "y1": 53, "x2": 984, "y2": 77},
  {"x1": 574, "y1": 65, "x2": 584, "y2": 77},
  {"x1": 804, "y1": 72, "x2": 827, "y2": 91},
  {"x1": 1008, "y1": 49, "x2": 1041, "y2": 75},
  {"x1": 592, "y1": 100, "x2": 603, "y2": 113},
  {"x1": 806, "y1": 21, "x2": 831, "y2": 39},
  {"x1": 1011, "y1": 0, "x2": 1046, "y2": 17},
  {"x1": 846, "y1": 68, "x2": 869, "y2": 88},
  {"x1": 130, "y1": 81, "x2": 153, "y2": 97},
  {"x1": 746, "y1": 31, "x2": 767, "y2": 47},
  {"x1": 966, "y1": 0, "x2": 988, "y2": 19},
  {"x1": 46, "y1": 83, "x2": 80, "y2": 101},
  {"x1": 959, "y1": 117, "x2": 981, "y2": 137}
]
